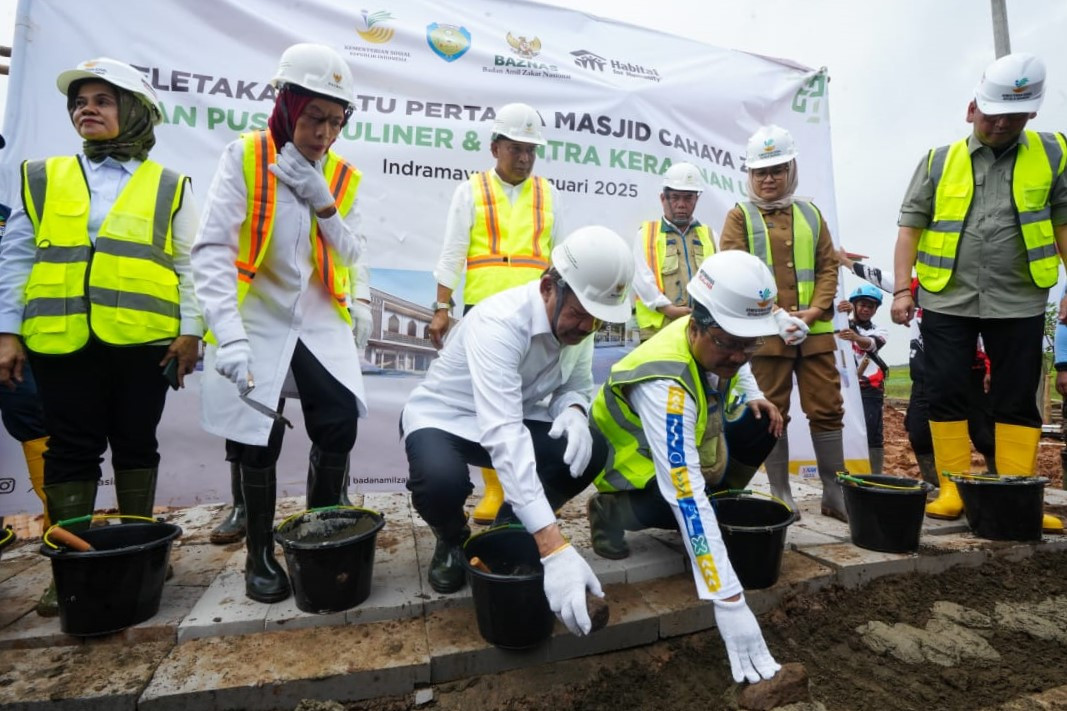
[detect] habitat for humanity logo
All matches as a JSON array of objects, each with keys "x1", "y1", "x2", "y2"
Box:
[
  {"x1": 570, "y1": 49, "x2": 659, "y2": 82},
  {"x1": 483, "y1": 31, "x2": 570, "y2": 79},
  {"x1": 427, "y1": 23, "x2": 471, "y2": 62},
  {"x1": 357, "y1": 10, "x2": 395, "y2": 43},
  {"x1": 347, "y1": 10, "x2": 409, "y2": 63}
]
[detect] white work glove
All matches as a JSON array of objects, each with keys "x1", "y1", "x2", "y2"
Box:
[
  {"x1": 215, "y1": 339, "x2": 252, "y2": 387},
  {"x1": 713, "y1": 597, "x2": 781, "y2": 684},
  {"x1": 540, "y1": 544, "x2": 603, "y2": 636},
  {"x1": 269, "y1": 142, "x2": 335, "y2": 211},
  {"x1": 548, "y1": 406, "x2": 593, "y2": 478},
  {"x1": 773, "y1": 308, "x2": 809, "y2": 346},
  {"x1": 351, "y1": 301, "x2": 372, "y2": 350}
]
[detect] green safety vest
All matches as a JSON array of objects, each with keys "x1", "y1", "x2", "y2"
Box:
[
  {"x1": 20, "y1": 156, "x2": 185, "y2": 354},
  {"x1": 592, "y1": 316, "x2": 738, "y2": 492},
  {"x1": 464, "y1": 171, "x2": 554, "y2": 305},
  {"x1": 916, "y1": 130, "x2": 1066, "y2": 292},
  {"x1": 634, "y1": 220, "x2": 715, "y2": 331},
  {"x1": 737, "y1": 199, "x2": 831, "y2": 335}
]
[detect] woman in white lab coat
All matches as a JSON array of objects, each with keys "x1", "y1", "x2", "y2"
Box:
[{"x1": 191, "y1": 44, "x2": 367, "y2": 603}]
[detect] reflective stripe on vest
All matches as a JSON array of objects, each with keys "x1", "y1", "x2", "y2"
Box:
[
  {"x1": 464, "y1": 170, "x2": 554, "y2": 304},
  {"x1": 916, "y1": 130, "x2": 1066, "y2": 292},
  {"x1": 210, "y1": 131, "x2": 360, "y2": 342},
  {"x1": 738, "y1": 200, "x2": 831, "y2": 334},
  {"x1": 592, "y1": 317, "x2": 737, "y2": 492},
  {"x1": 635, "y1": 220, "x2": 715, "y2": 331},
  {"x1": 21, "y1": 156, "x2": 184, "y2": 354}
]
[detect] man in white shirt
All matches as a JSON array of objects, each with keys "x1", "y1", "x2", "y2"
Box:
[{"x1": 402, "y1": 226, "x2": 632, "y2": 638}]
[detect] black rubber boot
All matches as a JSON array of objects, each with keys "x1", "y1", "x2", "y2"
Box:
[
  {"x1": 114, "y1": 468, "x2": 158, "y2": 519},
  {"x1": 305, "y1": 445, "x2": 348, "y2": 509},
  {"x1": 587, "y1": 492, "x2": 636, "y2": 560},
  {"x1": 428, "y1": 520, "x2": 471, "y2": 594},
  {"x1": 210, "y1": 461, "x2": 247, "y2": 544},
  {"x1": 241, "y1": 464, "x2": 290, "y2": 603},
  {"x1": 37, "y1": 480, "x2": 97, "y2": 617}
]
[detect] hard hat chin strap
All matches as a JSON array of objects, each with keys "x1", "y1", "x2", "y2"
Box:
[{"x1": 550, "y1": 279, "x2": 570, "y2": 341}]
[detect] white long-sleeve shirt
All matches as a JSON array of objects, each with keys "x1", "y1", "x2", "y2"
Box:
[
  {"x1": 628, "y1": 375, "x2": 742, "y2": 601},
  {"x1": 402, "y1": 280, "x2": 592, "y2": 533},
  {"x1": 0, "y1": 155, "x2": 202, "y2": 338},
  {"x1": 432, "y1": 168, "x2": 563, "y2": 294}
]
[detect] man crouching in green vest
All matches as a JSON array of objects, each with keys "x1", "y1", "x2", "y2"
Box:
[{"x1": 589, "y1": 250, "x2": 791, "y2": 684}]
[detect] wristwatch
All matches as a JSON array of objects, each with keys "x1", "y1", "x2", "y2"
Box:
[{"x1": 432, "y1": 301, "x2": 452, "y2": 312}]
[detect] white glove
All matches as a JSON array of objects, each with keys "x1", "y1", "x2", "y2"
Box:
[
  {"x1": 351, "y1": 301, "x2": 372, "y2": 350},
  {"x1": 215, "y1": 339, "x2": 252, "y2": 387},
  {"x1": 269, "y1": 142, "x2": 335, "y2": 211},
  {"x1": 773, "y1": 308, "x2": 809, "y2": 346},
  {"x1": 548, "y1": 407, "x2": 593, "y2": 478},
  {"x1": 713, "y1": 597, "x2": 781, "y2": 684},
  {"x1": 540, "y1": 544, "x2": 603, "y2": 636}
]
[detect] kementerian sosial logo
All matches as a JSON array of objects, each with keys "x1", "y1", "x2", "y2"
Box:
[
  {"x1": 1013, "y1": 77, "x2": 1030, "y2": 93},
  {"x1": 356, "y1": 10, "x2": 395, "y2": 43},
  {"x1": 427, "y1": 23, "x2": 471, "y2": 62}
]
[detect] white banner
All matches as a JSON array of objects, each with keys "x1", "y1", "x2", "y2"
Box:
[{"x1": 0, "y1": 0, "x2": 865, "y2": 515}]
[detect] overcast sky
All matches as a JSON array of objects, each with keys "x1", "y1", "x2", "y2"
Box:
[{"x1": 2, "y1": 0, "x2": 1066, "y2": 364}]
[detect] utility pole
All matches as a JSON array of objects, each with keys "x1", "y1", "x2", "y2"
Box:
[{"x1": 990, "y1": 0, "x2": 1011, "y2": 58}]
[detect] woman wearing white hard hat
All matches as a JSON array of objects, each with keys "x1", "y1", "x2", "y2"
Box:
[
  {"x1": 719, "y1": 125, "x2": 848, "y2": 522},
  {"x1": 0, "y1": 57, "x2": 202, "y2": 615},
  {"x1": 191, "y1": 43, "x2": 369, "y2": 603}
]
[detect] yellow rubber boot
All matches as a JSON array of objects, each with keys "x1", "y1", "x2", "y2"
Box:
[
  {"x1": 925, "y1": 420, "x2": 970, "y2": 520},
  {"x1": 472, "y1": 468, "x2": 504, "y2": 525},
  {"x1": 994, "y1": 423, "x2": 1063, "y2": 534},
  {"x1": 21, "y1": 437, "x2": 50, "y2": 530}
]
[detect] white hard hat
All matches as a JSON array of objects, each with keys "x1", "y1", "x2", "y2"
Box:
[
  {"x1": 662, "y1": 162, "x2": 704, "y2": 193},
  {"x1": 271, "y1": 43, "x2": 356, "y2": 110},
  {"x1": 490, "y1": 102, "x2": 546, "y2": 146},
  {"x1": 975, "y1": 52, "x2": 1045, "y2": 115},
  {"x1": 686, "y1": 251, "x2": 778, "y2": 338},
  {"x1": 552, "y1": 226, "x2": 634, "y2": 323},
  {"x1": 745, "y1": 125, "x2": 798, "y2": 170},
  {"x1": 56, "y1": 57, "x2": 162, "y2": 125}
]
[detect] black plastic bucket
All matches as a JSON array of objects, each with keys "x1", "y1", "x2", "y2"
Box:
[
  {"x1": 712, "y1": 491, "x2": 797, "y2": 589},
  {"x1": 839, "y1": 474, "x2": 933, "y2": 553},
  {"x1": 950, "y1": 474, "x2": 1046, "y2": 542},
  {"x1": 464, "y1": 525, "x2": 554, "y2": 649},
  {"x1": 40, "y1": 521, "x2": 181, "y2": 636},
  {"x1": 274, "y1": 506, "x2": 385, "y2": 614}
]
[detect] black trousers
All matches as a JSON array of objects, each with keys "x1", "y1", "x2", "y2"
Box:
[
  {"x1": 227, "y1": 339, "x2": 358, "y2": 468},
  {"x1": 29, "y1": 339, "x2": 169, "y2": 484},
  {"x1": 905, "y1": 341, "x2": 994, "y2": 457},
  {"x1": 622, "y1": 406, "x2": 778, "y2": 530},
  {"x1": 921, "y1": 310, "x2": 1043, "y2": 427},
  {"x1": 404, "y1": 419, "x2": 607, "y2": 531}
]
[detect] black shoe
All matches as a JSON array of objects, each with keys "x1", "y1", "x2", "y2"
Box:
[
  {"x1": 587, "y1": 494, "x2": 630, "y2": 560},
  {"x1": 428, "y1": 525, "x2": 470, "y2": 594},
  {"x1": 241, "y1": 464, "x2": 291, "y2": 603},
  {"x1": 211, "y1": 462, "x2": 247, "y2": 544}
]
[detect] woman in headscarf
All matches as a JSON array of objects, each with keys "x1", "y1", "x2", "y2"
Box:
[
  {"x1": 0, "y1": 58, "x2": 202, "y2": 614},
  {"x1": 191, "y1": 43, "x2": 367, "y2": 603},
  {"x1": 718, "y1": 125, "x2": 847, "y2": 522}
]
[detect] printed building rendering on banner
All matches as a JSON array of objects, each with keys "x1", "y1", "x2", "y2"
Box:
[{"x1": 0, "y1": 0, "x2": 866, "y2": 512}]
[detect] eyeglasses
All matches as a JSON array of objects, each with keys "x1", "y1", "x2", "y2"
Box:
[
  {"x1": 750, "y1": 165, "x2": 789, "y2": 180},
  {"x1": 664, "y1": 191, "x2": 698, "y2": 204},
  {"x1": 566, "y1": 305, "x2": 602, "y2": 331},
  {"x1": 300, "y1": 109, "x2": 345, "y2": 133},
  {"x1": 710, "y1": 333, "x2": 764, "y2": 354}
]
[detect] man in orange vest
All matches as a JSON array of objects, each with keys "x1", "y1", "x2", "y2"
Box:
[{"x1": 428, "y1": 102, "x2": 564, "y2": 524}]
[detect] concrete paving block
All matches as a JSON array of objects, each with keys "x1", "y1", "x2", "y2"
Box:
[
  {"x1": 0, "y1": 640, "x2": 172, "y2": 710},
  {"x1": 363, "y1": 492, "x2": 414, "y2": 528},
  {"x1": 0, "y1": 549, "x2": 41, "y2": 585},
  {"x1": 547, "y1": 583, "x2": 659, "y2": 662},
  {"x1": 264, "y1": 595, "x2": 349, "y2": 633},
  {"x1": 643, "y1": 528, "x2": 686, "y2": 555},
  {"x1": 162, "y1": 504, "x2": 222, "y2": 545},
  {"x1": 796, "y1": 543, "x2": 919, "y2": 588},
  {"x1": 745, "y1": 551, "x2": 837, "y2": 615},
  {"x1": 177, "y1": 554, "x2": 268, "y2": 642},
  {"x1": 109, "y1": 584, "x2": 201, "y2": 645},
  {"x1": 631, "y1": 573, "x2": 714, "y2": 638},
  {"x1": 140, "y1": 619, "x2": 429, "y2": 710},
  {"x1": 0, "y1": 557, "x2": 52, "y2": 632},
  {"x1": 920, "y1": 517, "x2": 972, "y2": 536},
  {"x1": 621, "y1": 532, "x2": 688, "y2": 583},
  {"x1": 345, "y1": 570, "x2": 426, "y2": 624},
  {"x1": 425, "y1": 605, "x2": 549, "y2": 683},
  {"x1": 789, "y1": 503, "x2": 852, "y2": 539},
  {"x1": 786, "y1": 525, "x2": 846, "y2": 548},
  {"x1": 169, "y1": 541, "x2": 240, "y2": 588}
]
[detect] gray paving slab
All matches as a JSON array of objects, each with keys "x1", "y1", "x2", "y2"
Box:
[
  {"x1": 632, "y1": 573, "x2": 714, "y2": 638},
  {"x1": 796, "y1": 542, "x2": 920, "y2": 588},
  {"x1": 177, "y1": 554, "x2": 267, "y2": 642},
  {"x1": 168, "y1": 541, "x2": 240, "y2": 588},
  {"x1": 547, "y1": 582, "x2": 659, "y2": 662},
  {"x1": 0, "y1": 556, "x2": 50, "y2": 633},
  {"x1": 424, "y1": 605, "x2": 550, "y2": 683}
]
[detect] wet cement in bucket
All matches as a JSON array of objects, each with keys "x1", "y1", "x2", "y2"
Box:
[{"x1": 282, "y1": 513, "x2": 379, "y2": 544}]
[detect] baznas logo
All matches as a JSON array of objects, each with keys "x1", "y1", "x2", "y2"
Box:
[
  {"x1": 1013, "y1": 77, "x2": 1030, "y2": 93},
  {"x1": 427, "y1": 23, "x2": 471, "y2": 62},
  {"x1": 357, "y1": 10, "x2": 396, "y2": 44},
  {"x1": 507, "y1": 32, "x2": 541, "y2": 59}
]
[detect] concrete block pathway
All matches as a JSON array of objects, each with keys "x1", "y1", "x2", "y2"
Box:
[{"x1": 1, "y1": 479, "x2": 1065, "y2": 710}]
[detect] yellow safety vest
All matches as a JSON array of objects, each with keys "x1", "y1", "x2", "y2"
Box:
[
  {"x1": 737, "y1": 200, "x2": 831, "y2": 335},
  {"x1": 464, "y1": 170, "x2": 554, "y2": 305},
  {"x1": 209, "y1": 130, "x2": 360, "y2": 343},
  {"x1": 635, "y1": 220, "x2": 715, "y2": 331},
  {"x1": 916, "y1": 130, "x2": 1066, "y2": 292},
  {"x1": 20, "y1": 156, "x2": 185, "y2": 354},
  {"x1": 592, "y1": 316, "x2": 739, "y2": 492}
]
